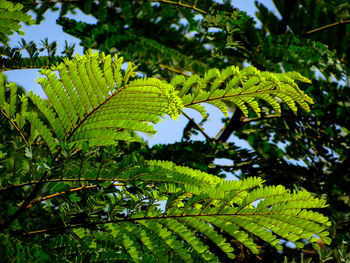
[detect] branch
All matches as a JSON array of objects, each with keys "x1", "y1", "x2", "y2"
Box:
[
  {"x1": 214, "y1": 58, "x2": 268, "y2": 143},
  {"x1": 303, "y1": 19, "x2": 350, "y2": 36},
  {"x1": 26, "y1": 0, "x2": 207, "y2": 14},
  {"x1": 0, "y1": 177, "x2": 160, "y2": 192},
  {"x1": 0, "y1": 172, "x2": 47, "y2": 231},
  {"x1": 216, "y1": 108, "x2": 244, "y2": 143},
  {"x1": 277, "y1": 0, "x2": 297, "y2": 34},
  {"x1": 1, "y1": 151, "x2": 61, "y2": 231},
  {"x1": 23, "y1": 0, "x2": 79, "y2": 4},
  {"x1": 146, "y1": 0, "x2": 206, "y2": 14},
  {"x1": 181, "y1": 110, "x2": 212, "y2": 141}
]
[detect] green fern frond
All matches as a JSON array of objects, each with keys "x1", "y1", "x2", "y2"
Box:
[
  {"x1": 28, "y1": 50, "x2": 184, "y2": 152},
  {"x1": 175, "y1": 66, "x2": 313, "y2": 118},
  {"x1": 113, "y1": 175, "x2": 329, "y2": 259},
  {"x1": 23, "y1": 167, "x2": 331, "y2": 262}
]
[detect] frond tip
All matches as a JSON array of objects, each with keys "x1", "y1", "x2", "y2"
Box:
[{"x1": 174, "y1": 65, "x2": 313, "y2": 118}]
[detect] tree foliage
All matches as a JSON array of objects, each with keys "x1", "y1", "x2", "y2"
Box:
[{"x1": 1, "y1": 0, "x2": 349, "y2": 262}]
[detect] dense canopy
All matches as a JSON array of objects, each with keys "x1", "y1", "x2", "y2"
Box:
[{"x1": 0, "y1": 0, "x2": 349, "y2": 262}]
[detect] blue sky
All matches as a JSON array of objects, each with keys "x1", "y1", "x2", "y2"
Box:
[{"x1": 4, "y1": 1, "x2": 279, "y2": 151}]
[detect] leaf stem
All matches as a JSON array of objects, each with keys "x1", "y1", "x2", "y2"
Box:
[{"x1": 24, "y1": 207, "x2": 324, "y2": 236}]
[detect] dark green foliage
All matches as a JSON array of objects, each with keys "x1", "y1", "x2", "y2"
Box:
[
  {"x1": 1, "y1": 39, "x2": 76, "y2": 71},
  {"x1": 1, "y1": 0, "x2": 350, "y2": 262},
  {"x1": 0, "y1": 0, "x2": 33, "y2": 45}
]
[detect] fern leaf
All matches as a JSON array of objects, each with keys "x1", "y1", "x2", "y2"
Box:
[
  {"x1": 18, "y1": 159, "x2": 331, "y2": 261},
  {"x1": 38, "y1": 69, "x2": 75, "y2": 132},
  {"x1": 114, "y1": 173, "x2": 329, "y2": 257},
  {"x1": 30, "y1": 50, "x2": 184, "y2": 152},
  {"x1": 178, "y1": 65, "x2": 313, "y2": 118}
]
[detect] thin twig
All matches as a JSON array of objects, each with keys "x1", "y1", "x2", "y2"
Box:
[
  {"x1": 146, "y1": 0, "x2": 206, "y2": 14},
  {"x1": 26, "y1": 183, "x2": 125, "y2": 208},
  {"x1": 30, "y1": 0, "x2": 206, "y2": 13},
  {"x1": 181, "y1": 110, "x2": 212, "y2": 140},
  {"x1": 0, "y1": 172, "x2": 48, "y2": 231},
  {"x1": 303, "y1": 19, "x2": 350, "y2": 36},
  {"x1": 0, "y1": 178, "x2": 123, "y2": 191},
  {"x1": 1, "y1": 147, "x2": 62, "y2": 231},
  {"x1": 25, "y1": 0, "x2": 79, "y2": 4},
  {"x1": 159, "y1": 64, "x2": 191, "y2": 76},
  {"x1": 0, "y1": 109, "x2": 29, "y2": 147},
  {"x1": 0, "y1": 177, "x2": 160, "y2": 191}
]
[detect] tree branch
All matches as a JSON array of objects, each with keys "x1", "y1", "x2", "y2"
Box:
[
  {"x1": 23, "y1": 0, "x2": 79, "y2": 4},
  {"x1": 0, "y1": 173, "x2": 47, "y2": 231},
  {"x1": 216, "y1": 108, "x2": 244, "y2": 143},
  {"x1": 0, "y1": 177, "x2": 162, "y2": 192},
  {"x1": 1, "y1": 151, "x2": 59, "y2": 232},
  {"x1": 26, "y1": 0, "x2": 207, "y2": 14},
  {"x1": 303, "y1": 19, "x2": 350, "y2": 36},
  {"x1": 181, "y1": 110, "x2": 212, "y2": 141},
  {"x1": 277, "y1": 0, "x2": 297, "y2": 34}
]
